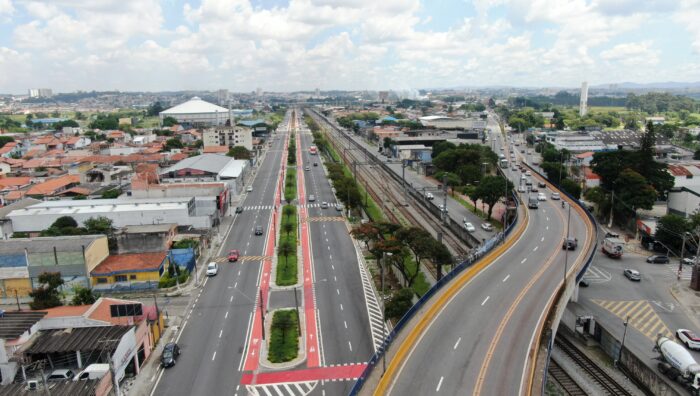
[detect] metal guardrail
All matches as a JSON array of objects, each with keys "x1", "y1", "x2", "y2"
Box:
[{"x1": 348, "y1": 194, "x2": 520, "y2": 395}]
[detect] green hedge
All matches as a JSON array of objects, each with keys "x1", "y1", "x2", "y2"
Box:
[
  {"x1": 276, "y1": 204, "x2": 298, "y2": 286},
  {"x1": 268, "y1": 309, "x2": 299, "y2": 363},
  {"x1": 284, "y1": 169, "x2": 297, "y2": 203},
  {"x1": 158, "y1": 271, "x2": 189, "y2": 288}
]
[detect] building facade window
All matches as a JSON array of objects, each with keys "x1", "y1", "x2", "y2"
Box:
[
  {"x1": 130, "y1": 274, "x2": 137, "y2": 280},
  {"x1": 97, "y1": 278, "x2": 108, "y2": 284},
  {"x1": 115, "y1": 275, "x2": 128, "y2": 282}
]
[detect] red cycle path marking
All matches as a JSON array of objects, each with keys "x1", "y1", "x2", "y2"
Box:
[
  {"x1": 242, "y1": 127, "x2": 288, "y2": 372},
  {"x1": 240, "y1": 364, "x2": 367, "y2": 385},
  {"x1": 296, "y1": 131, "x2": 320, "y2": 368}
]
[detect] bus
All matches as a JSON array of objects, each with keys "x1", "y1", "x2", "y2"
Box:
[
  {"x1": 500, "y1": 159, "x2": 508, "y2": 168},
  {"x1": 309, "y1": 146, "x2": 317, "y2": 155}
]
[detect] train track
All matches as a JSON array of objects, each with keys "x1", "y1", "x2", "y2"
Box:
[
  {"x1": 308, "y1": 110, "x2": 470, "y2": 260},
  {"x1": 555, "y1": 337, "x2": 634, "y2": 396},
  {"x1": 548, "y1": 359, "x2": 587, "y2": 396}
]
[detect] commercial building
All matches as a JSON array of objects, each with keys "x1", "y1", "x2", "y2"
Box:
[
  {"x1": 160, "y1": 154, "x2": 249, "y2": 195},
  {"x1": 6, "y1": 197, "x2": 214, "y2": 232},
  {"x1": 419, "y1": 116, "x2": 486, "y2": 130},
  {"x1": 0, "y1": 235, "x2": 109, "y2": 293},
  {"x1": 667, "y1": 187, "x2": 700, "y2": 218},
  {"x1": 159, "y1": 97, "x2": 230, "y2": 127},
  {"x1": 202, "y1": 125, "x2": 253, "y2": 151},
  {"x1": 112, "y1": 224, "x2": 177, "y2": 255},
  {"x1": 0, "y1": 311, "x2": 46, "y2": 385},
  {"x1": 27, "y1": 88, "x2": 52, "y2": 98}
]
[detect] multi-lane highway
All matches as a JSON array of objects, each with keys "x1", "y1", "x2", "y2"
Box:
[
  {"x1": 360, "y1": 121, "x2": 595, "y2": 395},
  {"x1": 152, "y1": 110, "x2": 382, "y2": 396},
  {"x1": 152, "y1": 112, "x2": 290, "y2": 396}
]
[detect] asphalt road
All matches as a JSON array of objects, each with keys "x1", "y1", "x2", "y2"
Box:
[
  {"x1": 375, "y1": 122, "x2": 594, "y2": 395},
  {"x1": 578, "y1": 248, "x2": 700, "y2": 368},
  {"x1": 298, "y1": 123, "x2": 377, "y2": 395},
  {"x1": 151, "y1": 114, "x2": 291, "y2": 396}
]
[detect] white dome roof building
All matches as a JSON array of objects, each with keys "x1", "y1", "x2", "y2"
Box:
[{"x1": 159, "y1": 97, "x2": 231, "y2": 127}]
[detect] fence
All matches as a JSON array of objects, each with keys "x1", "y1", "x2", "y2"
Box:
[{"x1": 348, "y1": 193, "x2": 520, "y2": 394}]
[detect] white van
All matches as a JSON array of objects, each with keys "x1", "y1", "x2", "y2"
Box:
[{"x1": 74, "y1": 364, "x2": 110, "y2": 381}]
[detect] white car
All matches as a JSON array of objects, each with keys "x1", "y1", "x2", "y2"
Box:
[
  {"x1": 464, "y1": 222, "x2": 476, "y2": 232},
  {"x1": 206, "y1": 262, "x2": 218, "y2": 276},
  {"x1": 525, "y1": 171, "x2": 532, "y2": 176},
  {"x1": 518, "y1": 185, "x2": 527, "y2": 193},
  {"x1": 537, "y1": 193, "x2": 546, "y2": 201},
  {"x1": 426, "y1": 192, "x2": 434, "y2": 200},
  {"x1": 246, "y1": 186, "x2": 253, "y2": 192},
  {"x1": 481, "y1": 222, "x2": 493, "y2": 231},
  {"x1": 551, "y1": 192, "x2": 560, "y2": 200},
  {"x1": 677, "y1": 329, "x2": 700, "y2": 350},
  {"x1": 439, "y1": 204, "x2": 448, "y2": 213}
]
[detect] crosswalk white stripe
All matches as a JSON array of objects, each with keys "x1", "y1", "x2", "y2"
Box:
[
  {"x1": 282, "y1": 383, "x2": 293, "y2": 394},
  {"x1": 261, "y1": 385, "x2": 274, "y2": 396},
  {"x1": 293, "y1": 383, "x2": 305, "y2": 393},
  {"x1": 272, "y1": 384, "x2": 284, "y2": 396}
]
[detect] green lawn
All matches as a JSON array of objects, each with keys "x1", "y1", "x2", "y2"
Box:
[
  {"x1": 268, "y1": 309, "x2": 299, "y2": 363},
  {"x1": 284, "y1": 169, "x2": 297, "y2": 203},
  {"x1": 402, "y1": 256, "x2": 430, "y2": 297},
  {"x1": 276, "y1": 205, "x2": 298, "y2": 286}
]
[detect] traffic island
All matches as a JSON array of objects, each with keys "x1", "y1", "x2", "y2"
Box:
[
  {"x1": 275, "y1": 204, "x2": 298, "y2": 286},
  {"x1": 267, "y1": 309, "x2": 300, "y2": 363}
]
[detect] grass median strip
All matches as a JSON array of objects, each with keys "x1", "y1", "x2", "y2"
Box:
[
  {"x1": 268, "y1": 309, "x2": 299, "y2": 363},
  {"x1": 277, "y1": 204, "x2": 298, "y2": 286}
]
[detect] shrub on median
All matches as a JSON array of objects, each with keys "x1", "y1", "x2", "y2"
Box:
[{"x1": 269, "y1": 309, "x2": 299, "y2": 363}]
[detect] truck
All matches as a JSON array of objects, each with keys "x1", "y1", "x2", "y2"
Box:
[
  {"x1": 655, "y1": 335, "x2": 700, "y2": 395},
  {"x1": 601, "y1": 237, "x2": 624, "y2": 258}
]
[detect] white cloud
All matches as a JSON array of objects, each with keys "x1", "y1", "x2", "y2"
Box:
[
  {"x1": 600, "y1": 41, "x2": 659, "y2": 65},
  {"x1": 0, "y1": 0, "x2": 13, "y2": 16}
]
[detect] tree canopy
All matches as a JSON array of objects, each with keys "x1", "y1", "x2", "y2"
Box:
[{"x1": 227, "y1": 145, "x2": 251, "y2": 159}]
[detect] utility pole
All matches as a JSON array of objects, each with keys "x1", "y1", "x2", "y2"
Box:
[
  {"x1": 616, "y1": 315, "x2": 630, "y2": 367},
  {"x1": 14, "y1": 289, "x2": 20, "y2": 311},
  {"x1": 294, "y1": 287, "x2": 301, "y2": 337},
  {"x1": 679, "y1": 232, "x2": 687, "y2": 275},
  {"x1": 39, "y1": 361, "x2": 50, "y2": 396},
  {"x1": 442, "y1": 174, "x2": 448, "y2": 225},
  {"x1": 381, "y1": 252, "x2": 392, "y2": 376},
  {"x1": 108, "y1": 354, "x2": 121, "y2": 396},
  {"x1": 564, "y1": 204, "x2": 571, "y2": 285},
  {"x1": 259, "y1": 289, "x2": 266, "y2": 340},
  {"x1": 607, "y1": 189, "x2": 615, "y2": 228}
]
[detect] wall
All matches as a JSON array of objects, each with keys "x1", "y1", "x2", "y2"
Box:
[
  {"x1": 114, "y1": 233, "x2": 170, "y2": 254},
  {"x1": 667, "y1": 188, "x2": 700, "y2": 218},
  {"x1": 38, "y1": 316, "x2": 107, "y2": 330},
  {"x1": 0, "y1": 278, "x2": 32, "y2": 298},
  {"x1": 84, "y1": 237, "x2": 109, "y2": 274},
  {"x1": 130, "y1": 183, "x2": 224, "y2": 200}
]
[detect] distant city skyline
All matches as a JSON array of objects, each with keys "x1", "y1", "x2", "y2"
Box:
[{"x1": 1, "y1": 0, "x2": 700, "y2": 93}]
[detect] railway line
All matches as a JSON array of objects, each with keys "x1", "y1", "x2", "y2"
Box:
[
  {"x1": 554, "y1": 337, "x2": 634, "y2": 396},
  {"x1": 307, "y1": 109, "x2": 471, "y2": 262},
  {"x1": 547, "y1": 359, "x2": 588, "y2": 396}
]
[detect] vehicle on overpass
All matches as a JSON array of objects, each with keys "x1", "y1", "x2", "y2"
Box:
[
  {"x1": 655, "y1": 335, "x2": 700, "y2": 395},
  {"x1": 562, "y1": 237, "x2": 578, "y2": 250},
  {"x1": 602, "y1": 237, "x2": 624, "y2": 258},
  {"x1": 528, "y1": 195, "x2": 539, "y2": 209}
]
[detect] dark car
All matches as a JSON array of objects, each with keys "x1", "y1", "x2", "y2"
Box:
[
  {"x1": 313, "y1": 162, "x2": 318, "y2": 167},
  {"x1": 254, "y1": 226, "x2": 263, "y2": 235},
  {"x1": 578, "y1": 279, "x2": 590, "y2": 287},
  {"x1": 538, "y1": 182, "x2": 546, "y2": 188},
  {"x1": 562, "y1": 237, "x2": 578, "y2": 250},
  {"x1": 646, "y1": 255, "x2": 669, "y2": 264},
  {"x1": 161, "y1": 343, "x2": 180, "y2": 368},
  {"x1": 235, "y1": 206, "x2": 243, "y2": 214}
]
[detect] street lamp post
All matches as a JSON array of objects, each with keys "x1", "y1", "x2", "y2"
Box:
[
  {"x1": 564, "y1": 203, "x2": 571, "y2": 285},
  {"x1": 616, "y1": 315, "x2": 630, "y2": 367}
]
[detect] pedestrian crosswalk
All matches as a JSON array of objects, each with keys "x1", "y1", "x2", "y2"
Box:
[
  {"x1": 239, "y1": 205, "x2": 275, "y2": 211},
  {"x1": 212, "y1": 256, "x2": 270, "y2": 263},
  {"x1": 591, "y1": 299, "x2": 673, "y2": 340},
  {"x1": 307, "y1": 216, "x2": 344, "y2": 222},
  {"x1": 581, "y1": 266, "x2": 612, "y2": 284},
  {"x1": 246, "y1": 381, "x2": 317, "y2": 396},
  {"x1": 666, "y1": 265, "x2": 693, "y2": 281},
  {"x1": 237, "y1": 203, "x2": 340, "y2": 211}
]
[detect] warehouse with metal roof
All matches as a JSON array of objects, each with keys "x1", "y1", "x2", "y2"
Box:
[{"x1": 159, "y1": 96, "x2": 230, "y2": 127}]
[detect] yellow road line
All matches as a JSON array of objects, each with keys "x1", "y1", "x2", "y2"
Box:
[{"x1": 373, "y1": 204, "x2": 530, "y2": 395}]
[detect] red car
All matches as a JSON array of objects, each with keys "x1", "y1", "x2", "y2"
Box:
[{"x1": 228, "y1": 250, "x2": 240, "y2": 262}]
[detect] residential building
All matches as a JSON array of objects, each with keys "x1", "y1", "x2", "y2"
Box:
[
  {"x1": 25, "y1": 174, "x2": 81, "y2": 198},
  {"x1": 419, "y1": 115, "x2": 485, "y2": 130},
  {"x1": 90, "y1": 252, "x2": 169, "y2": 290},
  {"x1": 0, "y1": 235, "x2": 109, "y2": 291},
  {"x1": 645, "y1": 116, "x2": 666, "y2": 125},
  {"x1": 0, "y1": 198, "x2": 41, "y2": 240},
  {"x1": 7, "y1": 197, "x2": 215, "y2": 231},
  {"x1": 27, "y1": 88, "x2": 52, "y2": 98},
  {"x1": 202, "y1": 125, "x2": 253, "y2": 151},
  {"x1": 113, "y1": 224, "x2": 177, "y2": 254},
  {"x1": 202, "y1": 146, "x2": 229, "y2": 155}
]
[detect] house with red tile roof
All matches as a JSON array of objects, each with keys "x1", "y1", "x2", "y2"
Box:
[
  {"x1": 25, "y1": 174, "x2": 80, "y2": 197},
  {"x1": 667, "y1": 163, "x2": 700, "y2": 189},
  {"x1": 31, "y1": 136, "x2": 63, "y2": 151},
  {"x1": 90, "y1": 252, "x2": 169, "y2": 289},
  {"x1": 0, "y1": 141, "x2": 19, "y2": 158},
  {"x1": 583, "y1": 167, "x2": 601, "y2": 188},
  {"x1": 202, "y1": 146, "x2": 229, "y2": 155}
]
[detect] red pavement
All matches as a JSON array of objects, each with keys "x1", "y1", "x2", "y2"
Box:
[
  {"x1": 240, "y1": 364, "x2": 367, "y2": 385},
  {"x1": 242, "y1": 126, "x2": 288, "y2": 372},
  {"x1": 296, "y1": 131, "x2": 320, "y2": 368}
]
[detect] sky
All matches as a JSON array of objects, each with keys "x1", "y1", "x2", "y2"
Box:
[{"x1": 1, "y1": 0, "x2": 700, "y2": 93}]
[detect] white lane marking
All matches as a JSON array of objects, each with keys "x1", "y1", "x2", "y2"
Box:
[
  {"x1": 546, "y1": 217, "x2": 549, "y2": 221},
  {"x1": 212, "y1": 351, "x2": 217, "y2": 361},
  {"x1": 219, "y1": 329, "x2": 223, "y2": 338},
  {"x1": 546, "y1": 226, "x2": 549, "y2": 230},
  {"x1": 481, "y1": 296, "x2": 490, "y2": 306},
  {"x1": 503, "y1": 274, "x2": 510, "y2": 282},
  {"x1": 541, "y1": 237, "x2": 544, "y2": 242},
  {"x1": 340, "y1": 304, "x2": 344, "y2": 311},
  {"x1": 453, "y1": 338, "x2": 461, "y2": 350},
  {"x1": 230, "y1": 296, "x2": 234, "y2": 302},
  {"x1": 344, "y1": 321, "x2": 348, "y2": 329},
  {"x1": 225, "y1": 311, "x2": 229, "y2": 319},
  {"x1": 234, "y1": 282, "x2": 238, "y2": 288},
  {"x1": 533, "y1": 246, "x2": 538, "y2": 251},
  {"x1": 436, "y1": 376, "x2": 444, "y2": 392},
  {"x1": 521, "y1": 258, "x2": 527, "y2": 264},
  {"x1": 336, "y1": 289, "x2": 340, "y2": 295},
  {"x1": 348, "y1": 341, "x2": 353, "y2": 352}
]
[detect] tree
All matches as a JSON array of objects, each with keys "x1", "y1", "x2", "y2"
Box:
[
  {"x1": 560, "y1": 179, "x2": 582, "y2": 199},
  {"x1": 227, "y1": 146, "x2": 251, "y2": 159},
  {"x1": 52, "y1": 216, "x2": 79, "y2": 229},
  {"x1": 430, "y1": 240, "x2": 453, "y2": 280},
  {"x1": 396, "y1": 227, "x2": 434, "y2": 285},
  {"x1": 84, "y1": 216, "x2": 114, "y2": 235},
  {"x1": 351, "y1": 223, "x2": 381, "y2": 251},
  {"x1": 29, "y1": 272, "x2": 65, "y2": 310},
  {"x1": 283, "y1": 221, "x2": 294, "y2": 237},
  {"x1": 101, "y1": 188, "x2": 120, "y2": 199},
  {"x1": 624, "y1": 116, "x2": 639, "y2": 131},
  {"x1": 147, "y1": 101, "x2": 165, "y2": 116},
  {"x1": 89, "y1": 114, "x2": 119, "y2": 130},
  {"x1": 163, "y1": 138, "x2": 184, "y2": 151},
  {"x1": 615, "y1": 169, "x2": 657, "y2": 216},
  {"x1": 283, "y1": 205, "x2": 295, "y2": 222},
  {"x1": 0, "y1": 136, "x2": 14, "y2": 148},
  {"x1": 385, "y1": 288, "x2": 414, "y2": 320},
  {"x1": 71, "y1": 286, "x2": 98, "y2": 305},
  {"x1": 655, "y1": 214, "x2": 690, "y2": 254},
  {"x1": 476, "y1": 176, "x2": 510, "y2": 220},
  {"x1": 54, "y1": 119, "x2": 79, "y2": 130},
  {"x1": 278, "y1": 240, "x2": 294, "y2": 261},
  {"x1": 508, "y1": 117, "x2": 528, "y2": 132},
  {"x1": 162, "y1": 116, "x2": 178, "y2": 127},
  {"x1": 555, "y1": 117, "x2": 566, "y2": 130}
]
